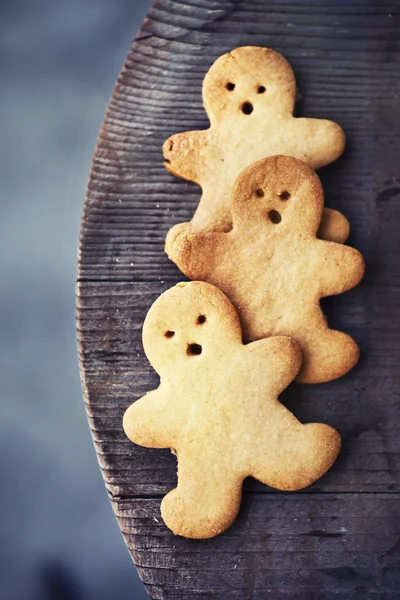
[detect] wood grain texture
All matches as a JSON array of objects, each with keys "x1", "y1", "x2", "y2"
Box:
[
  {"x1": 115, "y1": 494, "x2": 400, "y2": 599},
  {"x1": 77, "y1": 0, "x2": 400, "y2": 597}
]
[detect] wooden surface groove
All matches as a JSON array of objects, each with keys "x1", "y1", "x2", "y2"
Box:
[{"x1": 77, "y1": 0, "x2": 400, "y2": 597}]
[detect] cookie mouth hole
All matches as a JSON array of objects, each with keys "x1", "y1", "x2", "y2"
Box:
[
  {"x1": 255, "y1": 188, "x2": 264, "y2": 197},
  {"x1": 226, "y1": 82, "x2": 235, "y2": 91},
  {"x1": 268, "y1": 210, "x2": 282, "y2": 224},
  {"x1": 187, "y1": 343, "x2": 202, "y2": 356},
  {"x1": 197, "y1": 315, "x2": 207, "y2": 325},
  {"x1": 242, "y1": 102, "x2": 254, "y2": 115},
  {"x1": 165, "y1": 330, "x2": 175, "y2": 338},
  {"x1": 257, "y1": 86, "x2": 266, "y2": 94},
  {"x1": 164, "y1": 158, "x2": 171, "y2": 164},
  {"x1": 279, "y1": 191, "x2": 290, "y2": 200}
]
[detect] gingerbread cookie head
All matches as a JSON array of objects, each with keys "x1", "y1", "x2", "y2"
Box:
[
  {"x1": 142, "y1": 281, "x2": 242, "y2": 377},
  {"x1": 231, "y1": 155, "x2": 324, "y2": 236},
  {"x1": 203, "y1": 47, "x2": 296, "y2": 126}
]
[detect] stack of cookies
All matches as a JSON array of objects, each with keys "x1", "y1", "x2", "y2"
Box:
[{"x1": 123, "y1": 47, "x2": 365, "y2": 539}]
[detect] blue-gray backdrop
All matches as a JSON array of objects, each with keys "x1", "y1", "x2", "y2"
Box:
[{"x1": 0, "y1": 1, "x2": 153, "y2": 598}]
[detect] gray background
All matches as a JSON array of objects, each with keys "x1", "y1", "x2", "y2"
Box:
[{"x1": 0, "y1": 1, "x2": 153, "y2": 598}]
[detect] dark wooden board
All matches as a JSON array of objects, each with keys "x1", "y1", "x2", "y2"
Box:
[
  {"x1": 76, "y1": 0, "x2": 400, "y2": 597},
  {"x1": 115, "y1": 494, "x2": 400, "y2": 600}
]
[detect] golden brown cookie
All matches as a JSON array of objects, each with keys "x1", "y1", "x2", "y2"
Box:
[
  {"x1": 123, "y1": 281, "x2": 341, "y2": 539},
  {"x1": 166, "y1": 156, "x2": 365, "y2": 384},
  {"x1": 163, "y1": 46, "x2": 348, "y2": 242}
]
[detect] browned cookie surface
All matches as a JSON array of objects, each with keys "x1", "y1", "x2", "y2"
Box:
[{"x1": 166, "y1": 157, "x2": 365, "y2": 384}]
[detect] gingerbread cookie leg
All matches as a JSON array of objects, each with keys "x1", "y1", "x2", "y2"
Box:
[
  {"x1": 294, "y1": 309, "x2": 360, "y2": 383},
  {"x1": 161, "y1": 449, "x2": 243, "y2": 539},
  {"x1": 251, "y1": 402, "x2": 341, "y2": 491}
]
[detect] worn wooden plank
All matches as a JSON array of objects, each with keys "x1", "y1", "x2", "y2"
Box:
[
  {"x1": 112, "y1": 494, "x2": 400, "y2": 599},
  {"x1": 77, "y1": 0, "x2": 400, "y2": 597}
]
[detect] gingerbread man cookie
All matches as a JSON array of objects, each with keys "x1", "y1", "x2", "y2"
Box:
[
  {"x1": 163, "y1": 46, "x2": 348, "y2": 243},
  {"x1": 123, "y1": 282, "x2": 341, "y2": 539},
  {"x1": 166, "y1": 156, "x2": 365, "y2": 384}
]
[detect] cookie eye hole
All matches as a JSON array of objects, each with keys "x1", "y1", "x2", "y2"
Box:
[
  {"x1": 165, "y1": 330, "x2": 175, "y2": 338},
  {"x1": 197, "y1": 315, "x2": 207, "y2": 325},
  {"x1": 257, "y1": 86, "x2": 266, "y2": 94},
  {"x1": 187, "y1": 343, "x2": 202, "y2": 356},
  {"x1": 279, "y1": 191, "x2": 291, "y2": 200},
  {"x1": 242, "y1": 102, "x2": 254, "y2": 115},
  {"x1": 255, "y1": 188, "x2": 264, "y2": 198},
  {"x1": 268, "y1": 210, "x2": 282, "y2": 224},
  {"x1": 226, "y1": 82, "x2": 235, "y2": 91}
]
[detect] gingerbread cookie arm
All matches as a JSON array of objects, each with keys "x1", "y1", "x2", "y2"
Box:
[
  {"x1": 291, "y1": 117, "x2": 346, "y2": 169},
  {"x1": 165, "y1": 223, "x2": 222, "y2": 279},
  {"x1": 123, "y1": 388, "x2": 177, "y2": 449},
  {"x1": 318, "y1": 208, "x2": 350, "y2": 244},
  {"x1": 312, "y1": 240, "x2": 365, "y2": 296},
  {"x1": 245, "y1": 336, "x2": 302, "y2": 395},
  {"x1": 163, "y1": 129, "x2": 210, "y2": 184}
]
